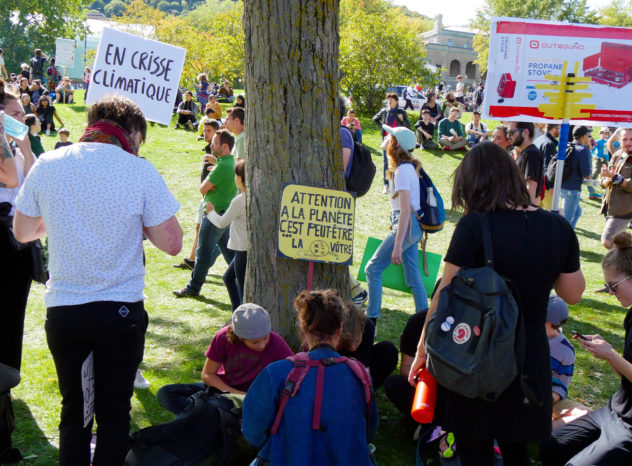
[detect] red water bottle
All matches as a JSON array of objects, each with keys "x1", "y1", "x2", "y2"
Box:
[{"x1": 411, "y1": 366, "x2": 437, "y2": 424}]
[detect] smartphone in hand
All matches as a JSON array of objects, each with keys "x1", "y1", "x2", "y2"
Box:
[{"x1": 572, "y1": 330, "x2": 589, "y2": 341}]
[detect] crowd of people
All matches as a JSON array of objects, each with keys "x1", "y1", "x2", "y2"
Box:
[{"x1": 1, "y1": 47, "x2": 632, "y2": 466}]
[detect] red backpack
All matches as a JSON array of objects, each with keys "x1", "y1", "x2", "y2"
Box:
[{"x1": 269, "y1": 352, "x2": 373, "y2": 435}]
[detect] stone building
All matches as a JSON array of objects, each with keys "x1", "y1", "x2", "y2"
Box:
[{"x1": 420, "y1": 15, "x2": 481, "y2": 90}]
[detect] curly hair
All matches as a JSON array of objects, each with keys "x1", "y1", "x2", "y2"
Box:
[{"x1": 87, "y1": 94, "x2": 147, "y2": 142}]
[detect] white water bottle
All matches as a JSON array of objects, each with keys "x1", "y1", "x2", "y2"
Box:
[{"x1": 427, "y1": 187, "x2": 437, "y2": 207}]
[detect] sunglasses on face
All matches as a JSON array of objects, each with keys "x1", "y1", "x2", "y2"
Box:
[{"x1": 604, "y1": 275, "x2": 632, "y2": 293}]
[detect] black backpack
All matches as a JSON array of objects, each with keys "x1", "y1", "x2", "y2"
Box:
[
  {"x1": 546, "y1": 143, "x2": 575, "y2": 185},
  {"x1": 343, "y1": 127, "x2": 376, "y2": 197},
  {"x1": 125, "y1": 390, "x2": 252, "y2": 466},
  {"x1": 425, "y1": 213, "x2": 541, "y2": 404},
  {"x1": 31, "y1": 57, "x2": 44, "y2": 75}
]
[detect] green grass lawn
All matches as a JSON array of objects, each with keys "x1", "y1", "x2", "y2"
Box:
[{"x1": 13, "y1": 93, "x2": 625, "y2": 465}]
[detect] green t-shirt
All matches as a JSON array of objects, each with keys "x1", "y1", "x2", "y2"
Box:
[
  {"x1": 205, "y1": 154, "x2": 237, "y2": 212},
  {"x1": 438, "y1": 118, "x2": 463, "y2": 138},
  {"x1": 233, "y1": 132, "x2": 245, "y2": 159}
]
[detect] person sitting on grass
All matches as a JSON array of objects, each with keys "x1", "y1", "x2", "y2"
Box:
[
  {"x1": 55, "y1": 76, "x2": 74, "y2": 104},
  {"x1": 24, "y1": 113, "x2": 44, "y2": 157},
  {"x1": 337, "y1": 303, "x2": 398, "y2": 389},
  {"x1": 437, "y1": 107, "x2": 467, "y2": 151},
  {"x1": 36, "y1": 94, "x2": 64, "y2": 135},
  {"x1": 541, "y1": 230, "x2": 632, "y2": 464},
  {"x1": 341, "y1": 108, "x2": 362, "y2": 144},
  {"x1": 156, "y1": 303, "x2": 293, "y2": 415},
  {"x1": 414, "y1": 109, "x2": 439, "y2": 150},
  {"x1": 175, "y1": 90, "x2": 198, "y2": 130},
  {"x1": 465, "y1": 111, "x2": 490, "y2": 146},
  {"x1": 197, "y1": 106, "x2": 217, "y2": 140},
  {"x1": 546, "y1": 295, "x2": 590, "y2": 431},
  {"x1": 20, "y1": 93, "x2": 36, "y2": 115},
  {"x1": 54, "y1": 128, "x2": 73, "y2": 150},
  {"x1": 242, "y1": 289, "x2": 378, "y2": 466}
]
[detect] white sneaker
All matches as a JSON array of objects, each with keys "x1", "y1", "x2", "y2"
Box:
[
  {"x1": 134, "y1": 369, "x2": 150, "y2": 389},
  {"x1": 45, "y1": 129, "x2": 50, "y2": 135}
]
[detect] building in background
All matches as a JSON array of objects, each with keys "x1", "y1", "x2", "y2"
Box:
[{"x1": 421, "y1": 15, "x2": 481, "y2": 90}]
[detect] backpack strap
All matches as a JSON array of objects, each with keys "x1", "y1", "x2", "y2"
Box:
[
  {"x1": 269, "y1": 352, "x2": 311, "y2": 435},
  {"x1": 478, "y1": 212, "x2": 494, "y2": 268}
]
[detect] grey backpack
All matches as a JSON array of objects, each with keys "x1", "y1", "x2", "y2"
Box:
[{"x1": 425, "y1": 213, "x2": 540, "y2": 404}]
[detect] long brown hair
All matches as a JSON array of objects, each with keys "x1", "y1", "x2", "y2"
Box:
[
  {"x1": 603, "y1": 231, "x2": 632, "y2": 276},
  {"x1": 451, "y1": 142, "x2": 531, "y2": 213},
  {"x1": 386, "y1": 135, "x2": 421, "y2": 181}
]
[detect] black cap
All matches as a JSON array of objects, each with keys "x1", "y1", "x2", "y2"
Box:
[{"x1": 573, "y1": 126, "x2": 589, "y2": 139}]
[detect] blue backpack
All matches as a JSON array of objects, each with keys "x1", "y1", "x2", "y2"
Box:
[{"x1": 401, "y1": 163, "x2": 445, "y2": 275}]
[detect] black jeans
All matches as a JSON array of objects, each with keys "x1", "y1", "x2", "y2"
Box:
[
  {"x1": 0, "y1": 224, "x2": 32, "y2": 452},
  {"x1": 46, "y1": 301, "x2": 147, "y2": 466},
  {"x1": 384, "y1": 374, "x2": 415, "y2": 417},
  {"x1": 540, "y1": 406, "x2": 632, "y2": 465},
  {"x1": 223, "y1": 250, "x2": 247, "y2": 311},
  {"x1": 177, "y1": 113, "x2": 196, "y2": 125},
  {"x1": 454, "y1": 433, "x2": 531, "y2": 466}
]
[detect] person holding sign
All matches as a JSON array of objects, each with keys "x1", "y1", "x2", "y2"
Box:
[
  {"x1": 13, "y1": 94, "x2": 182, "y2": 465},
  {"x1": 364, "y1": 126, "x2": 428, "y2": 325}
]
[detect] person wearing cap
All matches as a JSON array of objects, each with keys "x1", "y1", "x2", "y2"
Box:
[
  {"x1": 364, "y1": 126, "x2": 428, "y2": 325},
  {"x1": 437, "y1": 107, "x2": 467, "y2": 151},
  {"x1": 156, "y1": 303, "x2": 293, "y2": 415},
  {"x1": 559, "y1": 126, "x2": 593, "y2": 229}
]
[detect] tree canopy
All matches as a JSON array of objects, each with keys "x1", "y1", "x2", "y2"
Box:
[
  {"x1": 470, "y1": 0, "x2": 598, "y2": 74},
  {"x1": 0, "y1": 0, "x2": 92, "y2": 72},
  {"x1": 597, "y1": 0, "x2": 632, "y2": 27}
]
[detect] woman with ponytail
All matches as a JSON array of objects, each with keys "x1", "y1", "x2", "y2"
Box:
[
  {"x1": 243, "y1": 289, "x2": 378, "y2": 466},
  {"x1": 541, "y1": 230, "x2": 632, "y2": 465},
  {"x1": 364, "y1": 125, "x2": 428, "y2": 325}
]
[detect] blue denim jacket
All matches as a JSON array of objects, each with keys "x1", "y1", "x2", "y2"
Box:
[{"x1": 242, "y1": 347, "x2": 378, "y2": 466}]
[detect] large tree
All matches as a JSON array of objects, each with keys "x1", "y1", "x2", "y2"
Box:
[
  {"x1": 0, "y1": 0, "x2": 91, "y2": 72},
  {"x1": 470, "y1": 0, "x2": 598, "y2": 75},
  {"x1": 242, "y1": 0, "x2": 348, "y2": 344}
]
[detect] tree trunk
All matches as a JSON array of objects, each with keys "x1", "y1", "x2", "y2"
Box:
[{"x1": 243, "y1": 0, "x2": 349, "y2": 345}]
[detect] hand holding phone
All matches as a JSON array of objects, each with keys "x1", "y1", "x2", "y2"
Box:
[{"x1": 572, "y1": 330, "x2": 590, "y2": 341}]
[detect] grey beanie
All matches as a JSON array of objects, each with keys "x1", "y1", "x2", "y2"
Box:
[{"x1": 232, "y1": 303, "x2": 272, "y2": 340}]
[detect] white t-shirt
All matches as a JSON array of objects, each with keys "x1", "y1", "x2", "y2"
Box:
[
  {"x1": 208, "y1": 192, "x2": 246, "y2": 251},
  {"x1": 0, "y1": 147, "x2": 25, "y2": 215},
  {"x1": 455, "y1": 81, "x2": 465, "y2": 97},
  {"x1": 15, "y1": 142, "x2": 180, "y2": 307},
  {"x1": 389, "y1": 163, "x2": 421, "y2": 212}
]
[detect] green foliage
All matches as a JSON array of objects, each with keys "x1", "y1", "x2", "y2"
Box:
[
  {"x1": 470, "y1": 0, "x2": 599, "y2": 74},
  {"x1": 339, "y1": 0, "x2": 437, "y2": 114},
  {"x1": 0, "y1": 0, "x2": 92, "y2": 72},
  {"x1": 104, "y1": 0, "x2": 128, "y2": 16},
  {"x1": 597, "y1": 0, "x2": 632, "y2": 27}
]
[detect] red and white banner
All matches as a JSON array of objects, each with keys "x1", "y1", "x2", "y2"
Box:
[{"x1": 483, "y1": 17, "x2": 632, "y2": 126}]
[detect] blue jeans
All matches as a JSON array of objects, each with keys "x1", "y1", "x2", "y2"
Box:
[
  {"x1": 365, "y1": 213, "x2": 428, "y2": 319},
  {"x1": 187, "y1": 216, "x2": 234, "y2": 293},
  {"x1": 561, "y1": 189, "x2": 582, "y2": 229},
  {"x1": 352, "y1": 129, "x2": 363, "y2": 144}
]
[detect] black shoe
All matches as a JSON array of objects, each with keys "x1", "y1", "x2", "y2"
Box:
[
  {"x1": 183, "y1": 258, "x2": 196, "y2": 270},
  {"x1": 173, "y1": 287, "x2": 199, "y2": 298},
  {"x1": 175, "y1": 123, "x2": 181, "y2": 129},
  {"x1": 0, "y1": 447, "x2": 23, "y2": 464}
]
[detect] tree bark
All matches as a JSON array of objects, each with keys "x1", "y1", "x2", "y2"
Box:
[{"x1": 243, "y1": 0, "x2": 349, "y2": 345}]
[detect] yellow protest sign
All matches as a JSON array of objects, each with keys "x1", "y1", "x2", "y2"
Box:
[{"x1": 277, "y1": 184, "x2": 355, "y2": 265}]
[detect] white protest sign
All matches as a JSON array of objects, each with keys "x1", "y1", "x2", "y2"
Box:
[
  {"x1": 483, "y1": 18, "x2": 632, "y2": 126},
  {"x1": 86, "y1": 27, "x2": 186, "y2": 125},
  {"x1": 55, "y1": 38, "x2": 76, "y2": 68}
]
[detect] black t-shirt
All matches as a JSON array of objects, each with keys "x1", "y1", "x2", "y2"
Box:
[
  {"x1": 421, "y1": 102, "x2": 441, "y2": 121},
  {"x1": 516, "y1": 144, "x2": 544, "y2": 199},
  {"x1": 610, "y1": 308, "x2": 632, "y2": 423},
  {"x1": 400, "y1": 311, "x2": 427, "y2": 357},
  {"x1": 54, "y1": 141, "x2": 73, "y2": 150},
  {"x1": 414, "y1": 121, "x2": 435, "y2": 141},
  {"x1": 439, "y1": 210, "x2": 580, "y2": 441}
]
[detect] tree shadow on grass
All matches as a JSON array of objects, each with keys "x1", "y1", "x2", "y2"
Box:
[
  {"x1": 580, "y1": 249, "x2": 604, "y2": 264},
  {"x1": 575, "y1": 227, "x2": 602, "y2": 242},
  {"x1": 61, "y1": 104, "x2": 87, "y2": 113},
  {"x1": 12, "y1": 399, "x2": 58, "y2": 464}
]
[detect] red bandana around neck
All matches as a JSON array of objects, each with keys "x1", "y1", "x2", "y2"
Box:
[{"x1": 79, "y1": 120, "x2": 136, "y2": 155}]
